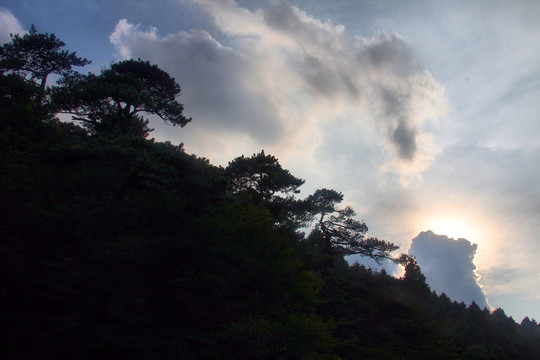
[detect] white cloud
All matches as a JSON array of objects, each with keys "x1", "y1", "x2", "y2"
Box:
[
  {"x1": 0, "y1": 8, "x2": 25, "y2": 44},
  {"x1": 109, "y1": 19, "x2": 159, "y2": 59},
  {"x1": 108, "y1": 0, "x2": 448, "y2": 183}
]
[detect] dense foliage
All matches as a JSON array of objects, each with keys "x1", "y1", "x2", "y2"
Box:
[
  {"x1": 53, "y1": 59, "x2": 191, "y2": 137},
  {"x1": 1, "y1": 27, "x2": 539, "y2": 359}
]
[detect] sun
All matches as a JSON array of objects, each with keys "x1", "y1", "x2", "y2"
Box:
[
  {"x1": 418, "y1": 207, "x2": 482, "y2": 242},
  {"x1": 415, "y1": 205, "x2": 499, "y2": 271},
  {"x1": 430, "y1": 217, "x2": 476, "y2": 240}
]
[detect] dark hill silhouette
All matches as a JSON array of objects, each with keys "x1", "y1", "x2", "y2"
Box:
[{"x1": 1, "y1": 27, "x2": 539, "y2": 359}]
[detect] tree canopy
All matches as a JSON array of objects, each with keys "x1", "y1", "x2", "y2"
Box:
[
  {"x1": 225, "y1": 150, "x2": 304, "y2": 201},
  {"x1": 401, "y1": 254, "x2": 430, "y2": 293},
  {"x1": 0, "y1": 25, "x2": 91, "y2": 130},
  {"x1": 53, "y1": 59, "x2": 191, "y2": 137},
  {"x1": 0, "y1": 25, "x2": 90, "y2": 90},
  {"x1": 304, "y1": 188, "x2": 399, "y2": 261}
]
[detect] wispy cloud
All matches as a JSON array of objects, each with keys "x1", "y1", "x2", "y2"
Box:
[
  {"x1": 0, "y1": 8, "x2": 25, "y2": 44},
  {"x1": 108, "y1": 0, "x2": 447, "y2": 184}
]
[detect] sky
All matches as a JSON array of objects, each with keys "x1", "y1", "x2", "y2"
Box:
[{"x1": 1, "y1": 0, "x2": 539, "y2": 321}]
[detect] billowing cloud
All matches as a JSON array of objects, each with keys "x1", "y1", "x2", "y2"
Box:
[
  {"x1": 408, "y1": 230, "x2": 489, "y2": 308},
  {"x1": 0, "y1": 8, "x2": 24, "y2": 44},
  {"x1": 108, "y1": 0, "x2": 447, "y2": 182},
  {"x1": 109, "y1": 18, "x2": 284, "y2": 145}
]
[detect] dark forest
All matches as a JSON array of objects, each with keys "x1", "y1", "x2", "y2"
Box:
[{"x1": 1, "y1": 26, "x2": 539, "y2": 360}]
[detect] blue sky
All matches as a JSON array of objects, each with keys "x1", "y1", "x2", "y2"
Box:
[{"x1": 2, "y1": 0, "x2": 540, "y2": 321}]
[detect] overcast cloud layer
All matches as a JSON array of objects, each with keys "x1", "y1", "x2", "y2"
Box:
[{"x1": 1, "y1": 0, "x2": 539, "y2": 321}]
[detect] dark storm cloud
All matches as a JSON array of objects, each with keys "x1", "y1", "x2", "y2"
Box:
[{"x1": 409, "y1": 231, "x2": 489, "y2": 308}]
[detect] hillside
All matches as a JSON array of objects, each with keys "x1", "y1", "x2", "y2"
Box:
[{"x1": 1, "y1": 27, "x2": 539, "y2": 360}]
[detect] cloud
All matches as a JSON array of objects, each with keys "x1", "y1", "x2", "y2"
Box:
[
  {"x1": 414, "y1": 144, "x2": 540, "y2": 272},
  {"x1": 0, "y1": 8, "x2": 25, "y2": 44},
  {"x1": 392, "y1": 119, "x2": 416, "y2": 160},
  {"x1": 103, "y1": 0, "x2": 539, "y2": 323},
  {"x1": 108, "y1": 0, "x2": 447, "y2": 181},
  {"x1": 408, "y1": 230, "x2": 489, "y2": 308},
  {"x1": 109, "y1": 18, "x2": 284, "y2": 147}
]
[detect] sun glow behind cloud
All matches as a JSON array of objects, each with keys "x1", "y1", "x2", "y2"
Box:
[
  {"x1": 413, "y1": 203, "x2": 500, "y2": 272},
  {"x1": 408, "y1": 231, "x2": 490, "y2": 308},
  {"x1": 429, "y1": 217, "x2": 476, "y2": 243}
]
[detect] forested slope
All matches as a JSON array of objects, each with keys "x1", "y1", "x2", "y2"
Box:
[{"x1": 1, "y1": 26, "x2": 539, "y2": 360}]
